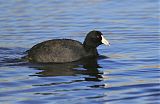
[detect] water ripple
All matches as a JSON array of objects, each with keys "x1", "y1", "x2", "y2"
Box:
[{"x1": 0, "y1": 0, "x2": 159, "y2": 104}]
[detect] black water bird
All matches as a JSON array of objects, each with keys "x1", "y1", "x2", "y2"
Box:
[{"x1": 24, "y1": 30, "x2": 110, "y2": 63}]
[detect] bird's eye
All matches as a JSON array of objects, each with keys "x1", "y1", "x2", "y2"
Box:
[{"x1": 97, "y1": 35, "x2": 100, "y2": 38}]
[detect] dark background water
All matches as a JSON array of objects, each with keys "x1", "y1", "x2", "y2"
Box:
[{"x1": 0, "y1": 0, "x2": 159, "y2": 104}]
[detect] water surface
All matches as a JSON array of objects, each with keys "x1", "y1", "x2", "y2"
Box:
[{"x1": 0, "y1": 0, "x2": 159, "y2": 104}]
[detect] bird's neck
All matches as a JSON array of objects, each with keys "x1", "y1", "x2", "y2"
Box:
[{"x1": 83, "y1": 43, "x2": 99, "y2": 56}]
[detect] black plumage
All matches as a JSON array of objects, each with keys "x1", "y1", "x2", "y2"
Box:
[{"x1": 25, "y1": 30, "x2": 110, "y2": 63}]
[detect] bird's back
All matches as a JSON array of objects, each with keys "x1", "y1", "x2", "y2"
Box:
[{"x1": 27, "y1": 39, "x2": 86, "y2": 63}]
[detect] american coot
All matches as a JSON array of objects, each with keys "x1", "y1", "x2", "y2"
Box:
[{"x1": 25, "y1": 30, "x2": 110, "y2": 63}]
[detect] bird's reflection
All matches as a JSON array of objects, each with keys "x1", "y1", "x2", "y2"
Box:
[{"x1": 31, "y1": 56, "x2": 107, "y2": 82}]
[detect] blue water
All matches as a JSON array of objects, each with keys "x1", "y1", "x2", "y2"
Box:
[{"x1": 0, "y1": 0, "x2": 159, "y2": 104}]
